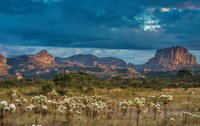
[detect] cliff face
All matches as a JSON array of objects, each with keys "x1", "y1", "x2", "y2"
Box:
[
  {"x1": 155, "y1": 46, "x2": 196, "y2": 66},
  {"x1": 0, "y1": 54, "x2": 7, "y2": 65},
  {"x1": 29, "y1": 50, "x2": 56, "y2": 67},
  {"x1": 0, "y1": 54, "x2": 10, "y2": 75},
  {"x1": 136, "y1": 46, "x2": 197, "y2": 71}
]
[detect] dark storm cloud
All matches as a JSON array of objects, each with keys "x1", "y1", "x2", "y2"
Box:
[{"x1": 0, "y1": 0, "x2": 200, "y2": 49}]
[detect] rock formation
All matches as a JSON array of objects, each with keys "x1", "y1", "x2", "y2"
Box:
[
  {"x1": 29, "y1": 50, "x2": 56, "y2": 67},
  {"x1": 0, "y1": 54, "x2": 11, "y2": 75},
  {"x1": 136, "y1": 46, "x2": 197, "y2": 71}
]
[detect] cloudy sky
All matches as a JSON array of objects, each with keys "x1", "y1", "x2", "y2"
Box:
[{"x1": 0, "y1": 0, "x2": 200, "y2": 64}]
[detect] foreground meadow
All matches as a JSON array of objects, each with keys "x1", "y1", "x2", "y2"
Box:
[{"x1": 0, "y1": 86, "x2": 200, "y2": 126}]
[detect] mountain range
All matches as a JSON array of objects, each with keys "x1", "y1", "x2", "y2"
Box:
[{"x1": 0, "y1": 46, "x2": 199, "y2": 79}]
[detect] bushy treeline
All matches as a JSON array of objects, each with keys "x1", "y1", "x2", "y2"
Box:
[{"x1": 0, "y1": 71, "x2": 200, "y2": 92}]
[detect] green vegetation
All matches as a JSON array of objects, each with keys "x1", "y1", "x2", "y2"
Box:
[
  {"x1": 0, "y1": 72, "x2": 200, "y2": 126},
  {"x1": 1, "y1": 71, "x2": 200, "y2": 91},
  {"x1": 41, "y1": 81, "x2": 55, "y2": 93}
]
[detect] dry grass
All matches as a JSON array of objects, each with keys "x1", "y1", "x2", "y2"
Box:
[{"x1": 0, "y1": 87, "x2": 200, "y2": 126}]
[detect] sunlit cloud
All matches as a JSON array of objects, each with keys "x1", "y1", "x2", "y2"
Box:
[
  {"x1": 160, "y1": 6, "x2": 200, "y2": 13},
  {"x1": 161, "y1": 8, "x2": 170, "y2": 12},
  {"x1": 135, "y1": 8, "x2": 161, "y2": 32}
]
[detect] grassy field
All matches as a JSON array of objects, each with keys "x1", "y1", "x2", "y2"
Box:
[{"x1": 0, "y1": 86, "x2": 200, "y2": 126}]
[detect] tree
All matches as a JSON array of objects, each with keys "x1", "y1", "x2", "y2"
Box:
[
  {"x1": 176, "y1": 70, "x2": 192, "y2": 78},
  {"x1": 54, "y1": 73, "x2": 73, "y2": 88},
  {"x1": 41, "y1": 81, "x2": 55, "y2": 93}
]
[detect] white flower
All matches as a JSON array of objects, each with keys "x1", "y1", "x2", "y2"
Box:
[
  {"x1": 58, "y1": 101, "x2": 64, "y2": 105},
  {"x1": 76, "y1": 111, "x2": 81, "y2": 115},
  {"x1": 30, "y1": 104, "x2": 35, "y2": 109},
  {"x1": 4, "y1": 107, "x2": 11, "y2": 112},
  {"x1": 0, "y1": 101, "x2": 8, "y2": 107},
  {"x1": 133, "y1": 97, "x2": 145, "y2": 108},
  {"x1": 169, "y1": 117, "x2": 175, "y2": 121},
  {"x1": 11, "y1": 93, "x2": 17, "y2": 98},
  {"x1": 26, "y1": 106, "x2": 33, "y2": 111},
  {"x1": 181, "y1": 111, "x2": 192, "y2": 117},
  {"x1": 12, "y1": 90, "x2": 17, "y2": 93},
  {"x1": 15, "y1": 99, "x2": 20, "y2": 103},
  {"x1": 192, "y1": 114, "x2": 199, "y2": 118},
  {"x1": 32, "y1": 124, "x2": 42, "y2": 126},
  {"x1": 159, "y1": 95, "x2": 173, "y2": 104},
  {"x1": 22, "y1": 99, "x2": 28, "y2": 103},
  {"x1": 26, "y1": 104, "x2": 35, "y2": 111},
  {"x1": 42, "y1": 105, "x2": 48, "y2": 110},
  {"x1": 9, "y1": 103, "x2": 16, "y2": 111},
  {"x1": 69, "y1": 109, "x2": 73, "y2": 113},
  {"x1": 151, "y1": 103, "x2": 161, "y2": 110}
]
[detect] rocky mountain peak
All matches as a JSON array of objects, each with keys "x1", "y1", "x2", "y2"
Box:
[
  {"x1": 0, "y1": 54, "x2": 7, "y2": 64},
  {"x1": 155, "y1": 46, "x2": 197, "y2": 66},
  {"x1": 30, "y1": 50, "x2": 55, "y2": 66},
  {"x1": 0, "y1": 54, "x2": 11, "y2": 75},
  {"x1": 35, "y1": 50, "x2": 52, "y2": 57},
  {"x1": 136, "y1": 46, "x2": 197, "y2": 71}
]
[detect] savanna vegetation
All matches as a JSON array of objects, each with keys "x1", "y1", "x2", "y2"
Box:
[{"x1": 0, "y1": 71, "x2": 200, "y2": 126}]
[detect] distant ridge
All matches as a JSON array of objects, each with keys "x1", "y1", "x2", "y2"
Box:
[
  {"x1": 4, "y1": 50, "x2": 141, "y2": 78},
  {"x1": 0, "y1": 46, "x2": 200, "y2": 78},
  {"x1": 64, "y1": 54, "x2": 128, "y2": 67}
]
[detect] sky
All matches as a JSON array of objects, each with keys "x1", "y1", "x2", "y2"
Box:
[{"x1": 0, "y1": 0, "x2": 200, "y2": 64}]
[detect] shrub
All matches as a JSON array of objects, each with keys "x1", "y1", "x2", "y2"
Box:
[
  {"x1": 41, "y1": 81, "x2": 55, "y2": 93},
  {"x1": 86, "y1": 84, "x2": 94, "y2": 93}
]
